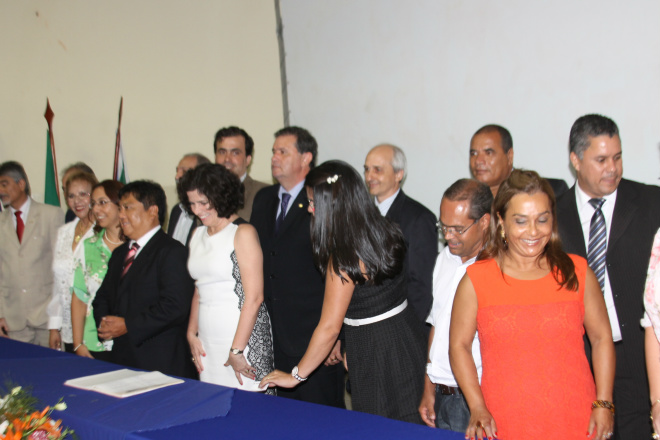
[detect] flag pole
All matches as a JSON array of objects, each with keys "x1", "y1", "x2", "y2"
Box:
[
  {"x1": 44, "y1": 99, "x2": 61, "y2": 205},
  {"x1": 113, "y1": 97, "x2": 123, "y2": 179}
]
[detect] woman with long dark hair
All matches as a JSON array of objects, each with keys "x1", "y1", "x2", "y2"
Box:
[
  {"x1": 449, "y1": 169, "x2": 615, "y2": 439},
  {"x1": 71, "y1": 180, "x2": 124, "y2": 360},
  {"x1": 261, "y1": 160, "x2": 426, "y2": 423}
]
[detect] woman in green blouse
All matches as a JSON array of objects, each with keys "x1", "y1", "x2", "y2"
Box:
[{"x1": 71, "y1": 180, "x2": 124, "y2": 360}]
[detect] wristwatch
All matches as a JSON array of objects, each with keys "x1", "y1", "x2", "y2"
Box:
[
  {"x1": 230, "y1": 348, "x2": 243, "y2": 355},
  {"x1": 291, "y1": 366, "x2": 308, "y2": 382}
]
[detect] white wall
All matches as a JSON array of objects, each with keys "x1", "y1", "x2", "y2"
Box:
[
  {"x1": 0, "y1": 1, "x2": 283, "y2": 209},
  {"x1": 279, "y1": 0, "x2": 660, "y2": 214}
]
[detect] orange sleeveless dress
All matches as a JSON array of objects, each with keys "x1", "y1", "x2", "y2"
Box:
[{"x1": 466, "y1": 255, "x2": 595, "y2": 439}]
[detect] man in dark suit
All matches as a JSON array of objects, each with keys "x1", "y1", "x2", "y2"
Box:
[
  {"x1": 167, "y1": 153, "x2": 210, "y2": 246},
  {"x1": 363, "y1": 144, "x2": 437, "y2": 326},
  {"x1": 469, "y1": 124, "x2": 569, "y2": 197},
  {"x1": 214, "y1": 126, "x2": 269, "y2": 221},
  {"x1": 250, "y1": 126, "x2": 344, "y2": 408},
  {"x1": 93, "y1": 180, "x2": 196, "y2": 378},
  {"x1": 557, "y1": 114, "x2": 660, "y2": 439}
]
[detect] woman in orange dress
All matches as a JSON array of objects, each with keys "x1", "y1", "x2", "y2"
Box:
[{"x1": 449, "y1": 170, "x2": 615, "y2": 440}]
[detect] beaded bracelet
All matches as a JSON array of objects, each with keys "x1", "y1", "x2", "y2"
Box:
[{"x1": 592, "y1": 400, "x2": 615, "y2": 415}]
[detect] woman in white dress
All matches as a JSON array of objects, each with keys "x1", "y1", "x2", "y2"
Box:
[
  {"x1": 48, "y1": 171, "x2": 97, "y2": 352},
  {"x1": 180, "y1": 163, "x2": 273, "y2": 392}
]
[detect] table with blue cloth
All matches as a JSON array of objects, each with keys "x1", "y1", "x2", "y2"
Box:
[{"x1": 0, "y1": 338, "x2": 462, "y2": 439}]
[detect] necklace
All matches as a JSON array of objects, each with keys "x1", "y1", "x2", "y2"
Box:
[
  {"x1": 104, "y1": 231, "x2": 122, "y2": 245},
  {"x1": 74, "y1": 221, "x2": 88, "y2": 244}
]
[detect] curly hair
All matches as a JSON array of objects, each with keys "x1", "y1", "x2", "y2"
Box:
[
  {"x1": 305, "y1": 160, "x2": 405, "y2": 285},
  {"x1": 177, "y1": 163, "x2": 244, "y2": 218},
  {"x1": 479, "y1": 169, "x2": 578, "y2": 291}
]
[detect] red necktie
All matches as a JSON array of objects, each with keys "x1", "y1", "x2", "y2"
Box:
[
  {"x1": 15, "y1": 210, "x2": 24, "y2": 243},
  {"x1": 121, "y1": 242, "x2": 140, "y2": 278}
]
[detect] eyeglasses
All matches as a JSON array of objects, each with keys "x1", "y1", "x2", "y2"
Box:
[
  {"x1": 67, "y1": 191, "x2": 90, "y2": 201},
  {"x1": 90, "y1": 199, "x2": 112, "y2": 209},
  {"x1": 437, "y1": 218, "x2": 479, "y2": 236}
]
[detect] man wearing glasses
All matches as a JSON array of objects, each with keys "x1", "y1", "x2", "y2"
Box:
[
  {"x1": 364, "y1": 144, "x2": 438, "y2": 329},
  {"x1": 418, "y1": 179, "x2": 492, "y2": 432}
]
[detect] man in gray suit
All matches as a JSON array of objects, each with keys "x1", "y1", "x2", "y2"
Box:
[
  {"x1": 214, "y1": 126, "x2": 268, "y2": 220},
  {"x1": 0, "y1": 161, "x2": 63, "y2": 346}
]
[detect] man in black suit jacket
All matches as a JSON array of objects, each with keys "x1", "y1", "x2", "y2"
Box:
[
  {"x1": 556, "y1": 114, "x2": 660, "y2": 439},
  {"x1": 94, "y1": 181, "x2": 196, "y2": 379},
  {"x1": 167, "y1": 153, "x2": 209, "y2": 246},
  {"x1": 469, "y1": 124, "x2": 569, "y2": 198},
  {"x1": 364, "y1": 144, "x2": 437, "y2": 326},
  {"x1": 250, "y1": 127, "x2": 344, "y2": 408}
]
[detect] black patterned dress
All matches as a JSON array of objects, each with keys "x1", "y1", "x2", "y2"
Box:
[{"x1": 343, "y1": 271, "x2": 425, "y2": 423}]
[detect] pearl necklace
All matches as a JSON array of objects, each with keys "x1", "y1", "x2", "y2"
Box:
[{"x1": 103, "y1": 231, "x2": 122, "y2": 245}]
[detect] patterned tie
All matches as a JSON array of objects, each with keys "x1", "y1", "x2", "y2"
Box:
[
  {"x1": 121, "y1": 242, "x2": 140, "y2": 278},
  {"x1": 15, "y1": 210, "x2": 24, "y2": 243},
  {"x1": 587, "y1": 198, "x2": 607, "y2": 291},
  {"x1": 274, "y1": 193, "x2": 291, "y2": 234}
]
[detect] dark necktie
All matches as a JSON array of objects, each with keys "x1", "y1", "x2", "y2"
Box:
[
  {"x1": 121, "y1": 242, "x2": 140, "y2": 278},
  {"x1": 275, "y1": 193, "x2": 291, "y2": 234},
  {"x1": 15, "y1": 210, "x2": 24, "y2": 243},
  {"x1": 587, "y1": 198, "x2": 607, "y2": 291}
]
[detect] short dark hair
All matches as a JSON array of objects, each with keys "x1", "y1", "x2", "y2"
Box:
[
  {"x1": 178, "y1": 163, "x2": 244, "y2": 218},
  {"x1": 472, "y1": 124, "x2": 513, "y2": 153},
  {"x1": 62, "y1": 162, "x2": 94, "y2": 177},
  {"x1": 0, "y1": 161, "x2": 30, "y2": 196},
  {"x1": 443, "y1": 179, "x2": 493, "y2": 220},
  {"x1": 92, "y1": 179, "x2": 124, "y2": 234},
  {"x1": 305, "y1": 160, "x2": 405, "y2": 284},
  {"x1": 569, "y1": 114, "x2": 620, "y2": 159},
  {"x1": 275, "y1": 126, "x2": 318, "y2": 168},
  {"x1": 183, "y1": 153, "x2": 211, "y2": 167},
  {"x1": 214, "y1": 126, "x2": 254, "y2": 157},
  {"x1": 118, "y1": 180, "x2": 167, "y2": 225}
]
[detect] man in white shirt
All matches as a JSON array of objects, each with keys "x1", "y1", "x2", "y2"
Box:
[
  {"x1": 0, "y1": 161, "x2": 63, "y2": 346},
  {"x1": 214, "y1": 126, "x2": 269, "y2": 221},
  {"x1": 167, "y1": 153, "x2": 210, "y2": 245},
  {"x1": 557, "y1": 114, "x2": 660, "y2": 439},
  {"x1": 363, "y1": 144, "x2": 437, "y2": 327},
  {"x1": 419, "y1": 179, "x2": 492, "y2": 431}
]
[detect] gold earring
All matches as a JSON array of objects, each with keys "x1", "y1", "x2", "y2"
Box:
[{"x1": 500, "y1": 228, "x2": 506, "y2": 241}]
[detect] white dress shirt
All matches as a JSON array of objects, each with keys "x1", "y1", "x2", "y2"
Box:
[
  {"x1": 172, "y1": 204, "x2": 194, "y2": 245},
  {"x1": 277, "y1": 180, "x2": 305, "y2": 218},
  {"x1": 575, "y1": 183, "x2": 622, "y2": 341},
  {"x1": 374, "y1": 189, "x2": 400, "y2": 216},
  {"x1": 426, "y1": 246, "x2": 481, "y2": 386},
  {"x1": 131, "y1": 225, "x2": 162, "y2": 258},
  {"x1": 9, "y1": 197, "x2": 31, "y2": 228}
]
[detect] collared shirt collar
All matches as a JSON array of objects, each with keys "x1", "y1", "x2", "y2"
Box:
[
  {"x1": 575, "y1": 182, "x2": 617, "y2": 215},
  {"x1": 130, "y1": 225, "x2": 161, "y2": 258},
  {"x1": 240, "y1": 173, "x2": 247, "y2": 183},
  {"x1": 10, "y1": 196, "x2": 31, "y2": 226},
  {"x1": 278, "y1": 179, "x2": 305, "y2": 217},
  {"x1": 375, "y1": 188, "x2": 400, "y2": 216}
]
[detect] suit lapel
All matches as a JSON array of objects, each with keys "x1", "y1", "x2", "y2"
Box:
[
  {"x1": 609, "y1": 179, "x2": 638, "y2": 250},
  {"x1": 0, "y1": 211, "x2": 20, "y2": 248},
  {"x1": 276, "y1": 190, "x2": 308, "y2": 238},
  {"x1": 21, "y1": 203, "x2": 41, "y2": 248},
  {"x1": 559, "y1": 186, "x2": 587, "y2": 256},
  {"x1": 119, "y1": 229, "x2": 163, "y2": 287},
  {"x1": 385, "y1": 190, "x2": 405, "y2": 221}
]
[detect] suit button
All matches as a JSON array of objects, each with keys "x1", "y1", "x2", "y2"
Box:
[
  {"x1": 271, "y1": 251, "x2": 276, "y2": 256},
  {"x1": 270, "y1": 274, "x2": 275, "y2": 279}
]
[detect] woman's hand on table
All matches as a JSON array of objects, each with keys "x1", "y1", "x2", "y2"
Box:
[{"x1": 259, "y1": 369, "x2": 300, "y2": 389}]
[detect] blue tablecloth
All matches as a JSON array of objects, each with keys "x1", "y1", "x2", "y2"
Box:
[{"x1": 0, "y1": 338, "x2": 463, "y2": 439}]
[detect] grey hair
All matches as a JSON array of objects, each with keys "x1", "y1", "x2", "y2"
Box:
[{"x1": 0, "y1": 161, "x2": 31, "y2": 196}]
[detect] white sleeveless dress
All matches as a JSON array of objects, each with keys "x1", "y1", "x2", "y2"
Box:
[{"x1": 188, "y1": 222, "x2": 274, "y2": 392}]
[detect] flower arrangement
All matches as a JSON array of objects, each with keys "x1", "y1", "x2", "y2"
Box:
[{"x1": 0, "y1": 384, "x2": 73, "y2": 440}]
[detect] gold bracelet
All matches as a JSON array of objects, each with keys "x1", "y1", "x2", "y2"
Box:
[{"x1": 592, "y1": 400, "x2": 615, "y2": 415}]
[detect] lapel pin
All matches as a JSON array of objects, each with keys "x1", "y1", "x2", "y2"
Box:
[{"x1": 298, "y1": 203, "x2": 303, "y2": 208}]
